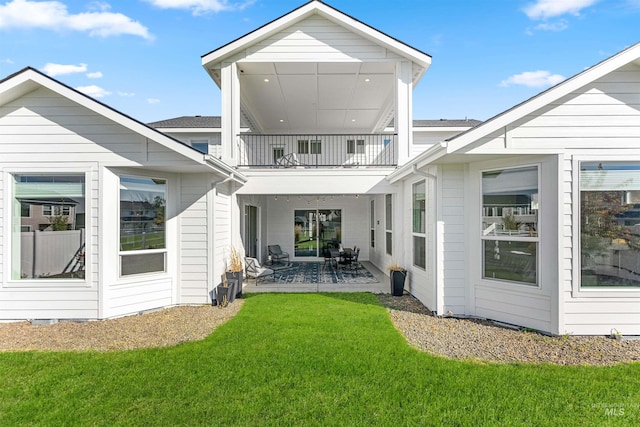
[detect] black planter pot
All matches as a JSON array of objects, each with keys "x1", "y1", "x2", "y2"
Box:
[
  {"x1": 225, "y1": 271, "x2": 243, "y2": 297},
  {"x1": 390, "y1": 269, "x2": 406, "y2": 296},
  {"x1": 216, "y1": 283, "x2": 236, "y2": 306}
]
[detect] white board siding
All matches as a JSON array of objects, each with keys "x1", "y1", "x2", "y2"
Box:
[
  {"x1": 179, "y1": 174, "x2": 211, "y2": 304},
  {"x1": 244, "y1": 16, "x2": 400, "y2": 62},
  {"x1": 438, "y1": 164, "x2": 466, "y2": 315},
  {"x1": 475, "y1": 285, "x2": 552, "y2": 331},
  {"x1": 214, "y1": 183, "x2": 232, "y2": 285},
  {"x1": 561, "y1": 155, "x2": 640, "y2": 335},
  {"x1": 0, "y1": 87, "x2": 203, "y2": 320},
  {"x1": 106, "y1": 278, "x2": 173, "y2": 318}
]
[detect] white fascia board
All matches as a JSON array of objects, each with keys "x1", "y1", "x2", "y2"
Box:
[
  {"x1": 201, "y1": 1, "x2": 431, "y2": 71},
  {"x1": 445, "y1": 42, "x2": 640, "y2": 154}
]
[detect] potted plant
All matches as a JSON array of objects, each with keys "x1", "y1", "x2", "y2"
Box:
[
  {"x1": 388, "y1": 263, "x2": 406, "y2": 296},
  {"x1": 225, "y1": 247, "x2": 244, "y2": 298},
  {"x1": 215, "y1": 277, "x2": 235, "y2": 307}
]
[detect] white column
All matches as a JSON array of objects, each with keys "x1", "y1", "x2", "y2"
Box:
[
  {"x1": 395, "y1": 61, "x2": 413, "y2": 166},
  {"x1": 220, "y1": 62, "x2": 240, "y2": 166}
]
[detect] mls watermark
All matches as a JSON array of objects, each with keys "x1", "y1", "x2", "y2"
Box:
[{"x1": 592, "y1": 402, "x2": 638, "y2": 417}]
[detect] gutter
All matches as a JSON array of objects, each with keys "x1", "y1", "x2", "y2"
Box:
[
  {"x1": 386, "y1": 141, "x2": 448, "y2": 183},
  {"x1": 205, "y1": 155, "x2": 247, "y2": 185}
]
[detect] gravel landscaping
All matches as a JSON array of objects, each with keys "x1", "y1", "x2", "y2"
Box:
[
  {"x1": 0, "y1": 294, "x2": 638, "y2": 366},
  {"x1": 379, "y1": 294, "x2": 640, "y2": 366}
]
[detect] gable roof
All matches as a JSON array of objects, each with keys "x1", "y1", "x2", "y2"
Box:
[
  {"x1": 388, "y1": 41, "x2": 640, "y2": 183},
  {"x1": 201, "y1": 0, "x2": 431, "y2": 73},
  {"x1": 0, "y1": 67, "x2": 245, "y2": 183}
]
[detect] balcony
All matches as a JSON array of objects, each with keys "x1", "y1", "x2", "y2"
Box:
[{"x1": 237, "y1": 134, "x2": 397, "y2": 168}]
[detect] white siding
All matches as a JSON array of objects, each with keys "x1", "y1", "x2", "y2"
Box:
[
  {"x1": 0, "y1": 87, "x2": 201, "y2": 320},
  {"x1": 213, "y1": 182, "x2": 233, "y2": 286},
  {"x1": 438, "y1": 164, "x2": 466, "y2": 315},
  {"x1": 244, "y1": 15, "x2": 401, "y2": 62},
  {"x1": 179, "y1": 173, "x2": 212, "y2": 304}
]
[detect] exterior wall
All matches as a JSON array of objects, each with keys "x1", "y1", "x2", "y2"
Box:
[
  {"x1": 466, "y1": 156, "x2": 558, "y2": 334},
  {"x1": 411, "y1": 129, "x2": 466, "y2": 158},
  {"x1": 213, "y1": 181, "x2": 233, "y2": 285},
  {"x1": 243, "y1": 15, "x2": 402, "y2": 62},
  {"x1": 178, "y1": 173, "x2": 212, "y2": 304},
  {"x1": 437, "y1": 164, "x2": 466, "y2": 315},
  {"x1": 403, "y1": 174, "x2": 435, "y2": 311},
  {"x1": 264, "y1": 195, "x2": 371, "y2": 262},
  {"x1": 0, "y1": 87, "x2": 204, "y2": 320}
]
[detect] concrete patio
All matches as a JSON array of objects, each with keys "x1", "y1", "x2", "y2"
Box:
[{"x1": 242, "y1": 261, "x2": 390, "y2": 294}]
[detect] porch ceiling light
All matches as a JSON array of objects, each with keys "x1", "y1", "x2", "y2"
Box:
[
  {"x1": 364, "y1": 78, "x2": 371, "y2": 82},
  {"x1": 263, "y1": 78, "x2": 270, "y2": 82},
  {"x1": 279, "y1": 119, "x2": 284, "y2": 122},
  {"x1": 351, "y1": 119, "x2": 356, "y2": 122}
]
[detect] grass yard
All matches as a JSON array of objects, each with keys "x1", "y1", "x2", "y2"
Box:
[{"x1": 0, "y1": 293, "x2": 638, "y2": 425}]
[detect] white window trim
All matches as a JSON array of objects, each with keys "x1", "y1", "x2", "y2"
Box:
[
  {"x1": 412, "y1": 179, "x2": 427, "y2": 270},
  {"x1": 3, "y1": 167, "x2": 93, "y2": 288},
  {"x1": 118, "y1": 174, "x2": 168, "y2": 278},
  {"x1": 480, "y1": 164, "x2": 541, "y2": 289},
  {"x1": 572, "y1": 156, "x2": 640, "y2": 298}
]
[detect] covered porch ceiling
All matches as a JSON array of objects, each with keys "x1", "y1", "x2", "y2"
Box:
[{"x1": 235, "y1": 61, "x2": 396, "y2": 134}]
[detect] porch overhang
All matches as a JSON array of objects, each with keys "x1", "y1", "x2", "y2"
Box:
[{"x1": 236, "y1": 168, "x2": 397, "y2": 195}]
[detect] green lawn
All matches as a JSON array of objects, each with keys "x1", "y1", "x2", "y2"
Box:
[{"x1": 1, "y1": 293, "x2": 638, "y2": 425}]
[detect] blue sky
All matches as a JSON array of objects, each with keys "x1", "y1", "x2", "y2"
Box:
[{"x1": 0, "y1": 0, "x2": 639, "y2": 123}]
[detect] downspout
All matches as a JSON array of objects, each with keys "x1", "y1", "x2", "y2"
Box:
[{"x1": 412, "y1": 164, "x2": 440, "y2": 316}]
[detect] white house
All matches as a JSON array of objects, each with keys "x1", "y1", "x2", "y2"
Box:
[{"x1": 1, "y1": 0, "x2": 639, "y2": 336}]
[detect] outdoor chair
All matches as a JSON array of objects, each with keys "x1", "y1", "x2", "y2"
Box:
[
  {"x1": 268, "y1": 245, "x2": 289, "y2": 264},
  {"x1": 275, "y1": 153, "x2": 305, "y2": 168},
  {"x1": 245, "y1": 257, "x2": 275, "y2": 285}
]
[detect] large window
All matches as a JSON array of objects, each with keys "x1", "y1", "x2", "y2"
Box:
[
  {"x1": 580, "y1": 162, "x2": 640, "y2": 288},
  {"x1": 413, "y1": 181, "x2": 426, "y2": 269},
  {"x1": 120, "y1": 176, "x2": 166, "y2": 276},
  {"x1": 482, "y1": 166, "x2": 539, "y2": 285},
  {"x1": 12, "y1": 174, "x2": 86, "y2": 280}
]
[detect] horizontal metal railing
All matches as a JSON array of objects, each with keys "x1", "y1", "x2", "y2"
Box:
[{"x1": 237, "y1": 134, "x2": 397, "y2": 168}]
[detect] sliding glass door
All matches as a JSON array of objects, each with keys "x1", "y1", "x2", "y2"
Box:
[{"x1": 294, "y1": 209, "x2": 341, "y2": 257}]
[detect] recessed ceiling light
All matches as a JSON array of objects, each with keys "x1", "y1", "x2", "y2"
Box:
[
  {"x1": 264, "y1": 78, "x2": 270, "y2": 83},
  {"x1": 351, "y1": 119, "x2": 356, "y2": 122},
  {"x1": 279, "y1": 119, "x2": 284, "y2": 122},
  {"x1": 364, "y1": 78, "x2": 370, "y2": 82}
]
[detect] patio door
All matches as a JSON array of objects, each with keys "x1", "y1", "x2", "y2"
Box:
[
  {"x1": 244, "y1": 205, "x2": 258, "y2": 258},
  {"x1": 294, "y1": 209, "x2": 341, "y2": 257}
]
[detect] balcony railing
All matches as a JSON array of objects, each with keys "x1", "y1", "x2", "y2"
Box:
[{"x1": 237, "y1": 134, "x2": 397, "y2": 168}]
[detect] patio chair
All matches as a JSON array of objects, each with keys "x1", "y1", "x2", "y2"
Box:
[
  {"x1": 245, "y1": 257, "x2": 275, "y2": 285},
  {"x1": 275, "y1": 153, "x2": 305, "y2": 168},
  {"x1": 268, "y1": 245, "x2": 290, "y2": 264}
]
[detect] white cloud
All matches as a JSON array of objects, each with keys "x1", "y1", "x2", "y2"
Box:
[
  {"x1": 532, "y1": 19, "x2": 569, "y2": 32},
  {"x1": 86, "y1": 71, "x2": 103, "y2": 79},
  {"x1": 76, "y1": 85, "x2": 111, "y2": 98},
  {"x1": 41, "y1": 62, "x2": 87, "y2": 76},
  {"x1": 118, "y1": 91, "x2": 135, "y2": 97},
  {"x1": 0, "y1": 0, "x2": 153, "y2": 39},
  {"x1": 147, "y1": 98, "x2": 160, "y2": 104},
  {"x1": 144, "y1": 0, "x2": 254, "y2": 15},
  {"x1": 524, "y1": 0, "x2": 598, "y2": 20},
  {"x1": 1, "y1": 58, "x2": 14, "y2": 64},
  {"x1": 499, "y1": 70, "x2": 566, "y2": 88}
]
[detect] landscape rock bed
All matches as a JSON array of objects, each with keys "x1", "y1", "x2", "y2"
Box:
[{"x1": 379, "y1": 294, "x2": 640, "y2": 366}]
